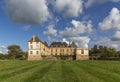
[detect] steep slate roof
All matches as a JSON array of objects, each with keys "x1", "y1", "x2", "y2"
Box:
[
  {"x1": 44, "y1": 41, "x2": 48, "y2": 47},
  {"x1": 50, "y1": 42, "x2": 68, "y2": 47},
  {"x1": 29, "y1": 35, "x2": 77, "y2": 48},
  {"x1": 69, "y1": 42, "x2": 77, "y2": 48},
  {"x1": 28, "y1": 35, "x2": 49, "y2": 47},
  {"x1": 28, "y1": 35, "x2": 41, "y2": 42}
]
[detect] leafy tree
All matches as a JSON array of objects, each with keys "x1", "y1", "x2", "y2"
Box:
[
  {"x1": 90, "y1": 45, "x2": 118, "y2": 59},
  {"x1": 0, "y1": 53, "x2": 4, "y2": 60},
  {"x1": 7, "y1": 45, "x2": 23, "y2": 60}
]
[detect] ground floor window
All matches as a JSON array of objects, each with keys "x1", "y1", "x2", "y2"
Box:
[{"x1": 36, "y1": 51, "x2": 39, "y2": 54}]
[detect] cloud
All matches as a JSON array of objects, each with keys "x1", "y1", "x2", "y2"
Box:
[
  {"x1": 55, "y1": 0, "x2": 83, "y2": 17},
  {"x1": 59, "y1": 20, "x2": 92, "y2": 37},
  {"x1": 70, "y1": 36, "x2": 90, "y2": 48},
  {"x1": 44, "y1": 24, "x2": 57, "y2": 37},
  {"x1": 99, "y1": 8, "x2": 120, "y2": 31},
  {"x1": 22, "y1": 25, "x2": 31, "y2": 31},
  {"x1": 111, "y1": 31, "x2": 120, "y2": 41},
  {"x1": 85, "y1": 0, "x2": 120, "y2": 8},
  {"x1": 62, "y1": 38, "x2": 69, "y2": 44},
  {"x1": 0, "y1": 45, "x2": 8, "y2": 54},
  {"x1": 5, "y1": 0, "x2": 51, "y2": 24},
  {"x1": 93, "y1": 37, "x2": 120, "y2": 50}
]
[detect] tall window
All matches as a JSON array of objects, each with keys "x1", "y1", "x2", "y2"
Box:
[
  {"x1": 60, "y1": 49, "x2": 62, "y2": 52},
  {"x1": 36, "y1": 42, "x2": 39, "y2": 44},
  {"x1": 30, "y1": 51, "x2": 32, "y2": 54},
  {"x1": 81, "y1": 50, "x2": 84, "y2": 54},
  {"x1": 30, "y1": 45, "x2": 33, "y2": 49},
  {"x1": 51, "y1": 49, "x2": 53, "y2": 52},
  {"x1": 36, "y1": 51, "x2": 39, "y2": 54},
  {"x1": 43, "y1": 48, "x2": 45, "y2": 51},
  {"x1": 67, "y1": 49, "x2": 68, "y2": 52}
]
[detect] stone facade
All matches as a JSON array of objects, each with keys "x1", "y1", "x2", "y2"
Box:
[{"x1": 28, "y1": 35, "x2": 89, "y2": 60}]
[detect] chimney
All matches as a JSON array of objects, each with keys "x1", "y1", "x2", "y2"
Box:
[{"x1": 33, "y1": 35, "x2": 36, "y2": 41}]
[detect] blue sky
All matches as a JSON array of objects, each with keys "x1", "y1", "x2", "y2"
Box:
[{"x1": 0, "y1": 0, "x2": 120, "y2": 53}]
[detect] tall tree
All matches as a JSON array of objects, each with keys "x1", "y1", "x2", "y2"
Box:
[{"x1": 7, "y1": 45, "x2": 23, "y2": 60}]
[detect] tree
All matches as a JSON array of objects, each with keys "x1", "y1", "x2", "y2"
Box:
[
  {"x1": 90, "y1": 45, "x2": 118, "y2": 60},
  {"x1": 7, "y1": 45, "x2": 23, "y2": 60}
]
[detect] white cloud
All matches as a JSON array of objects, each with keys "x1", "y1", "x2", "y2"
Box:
[
  {"x1": 22, "y1": 25, "x2": 31, "y2": 31},
  {"x1": 85, "y1": 0, "x2": 120, "y2": 8},
  {"x1": 55, "y1": 0, "x2": 83, "y2": 17},
  {"x1": 99, "y1": 8, "x2": 120, "y2": 31},
  {"x1": 59, "y1": 20, "x2": 92, "y2": 37},
  {"x1": 93, "y1": 37, "x2": 120, "y2": 50},
  {"x1": 5, "y1": 0, "x2": 51, "y2": 24},
  {"x1": 62, "y1": 38, "x2": 69, "y2": 44},
  {"x1": 70, "y1": 36, "x2": 90, "y2": 48},
  {"x1": 44, "y1": 24, "x2": 57, "y2": 37},
  {"x1": 111, "y1": 31, "x2": 120, "y2": 41},
  {"x1": 0, "y1": 45, "x2": 6, "y2": 49},
  {"x1": 0, "y1": 45, "x2": 8, "y2": 54}
]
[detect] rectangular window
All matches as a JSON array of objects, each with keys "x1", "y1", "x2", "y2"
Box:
[
  {"x1": 81, "y1": 50, "x2": 84, "y2": 54},
  {"x1": 67, "y1": 49, "x2": 68, "y2": 52},
  {"x1": 36, "y1": 42, "x2": 39, "y2": 44},
  {"x1": 30, "y1": 51, "x2": 32, "y2": 54},
  {"x1": 30, "y1": 45, "x2": 33, "y2": 49},
  {"x1": 51, "y1": 49, "x2": 53, "y2": 52},
  {"x1": 36, "y1": 51, "x2": 39, "y2": 54},
  {"x1": 60, "y1": 49, "x2": 62, "y2": 52}
]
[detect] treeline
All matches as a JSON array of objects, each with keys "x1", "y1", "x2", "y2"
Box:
[
  {"x1": 90, "y1": 45, "x2": 120, "y2": 60},
  {"x1": 0, "y1": 45, "x2": 27, "y2": 60}
]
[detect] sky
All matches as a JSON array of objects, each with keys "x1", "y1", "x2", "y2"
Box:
[{"x1": 0, "y1": 0, "x2": 120, "y2": 53}]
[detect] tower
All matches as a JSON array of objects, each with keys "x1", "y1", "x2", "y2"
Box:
[{"x1": 28, "y1": 35, "x2": 42, "y2": 60}]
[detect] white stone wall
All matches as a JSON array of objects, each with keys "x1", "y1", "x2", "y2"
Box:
[
  {"x1": 28, "y1": 42, "x2": 40, "y2": 55},
  {"x1": 76, "y1": 49, "x2": 81, "y2": 54},
  {"x1": 29, "y1": 50, "x2": 40, "y2": 55},
  {"x1": 76, "y1": 48, "x2": 89, "y2": 55},
  {"x1": 83, "y1": 49, "x2": 89, "y2": 55},
  {"x1": 28, "y1": 42, "x2": 40, "y2": 50}
]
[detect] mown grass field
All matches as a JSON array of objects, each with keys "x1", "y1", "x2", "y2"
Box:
[{"x1": 0, "y1": 60, "x2": 120, "y2": 82}]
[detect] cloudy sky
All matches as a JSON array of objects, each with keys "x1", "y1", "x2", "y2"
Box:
[{"x1": 0, "y1": 0, "x2": 120, "y2": 53}]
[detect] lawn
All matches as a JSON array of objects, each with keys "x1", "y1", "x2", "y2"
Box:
[{"x1": 0, "y1": 60, "x2": 120, "y2": 82}]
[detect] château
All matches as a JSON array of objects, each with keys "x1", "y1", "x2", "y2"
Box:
[{"x1": 28, "y1": 35, "x2": 89, "y2": 60}]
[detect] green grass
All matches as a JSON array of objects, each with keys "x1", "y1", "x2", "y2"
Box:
[{"x1": 0, "y1": 60, "x2": 120, "y2": 82}]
